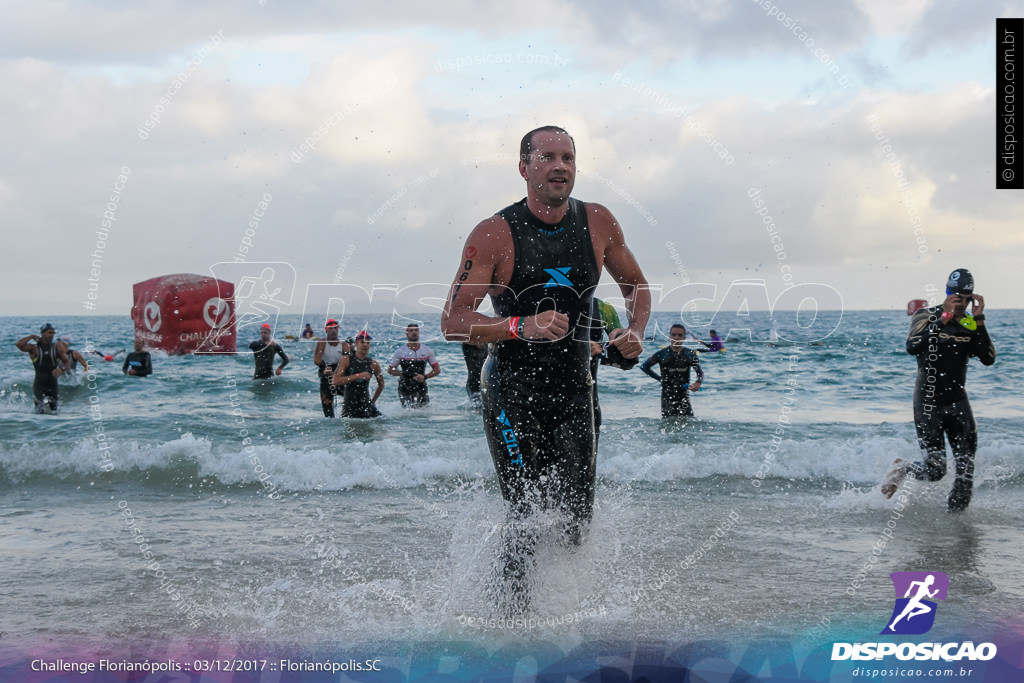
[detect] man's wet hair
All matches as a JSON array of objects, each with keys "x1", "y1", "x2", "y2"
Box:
[{"x1": 520, "y1": 126, "x2": 575, "y2": 162}]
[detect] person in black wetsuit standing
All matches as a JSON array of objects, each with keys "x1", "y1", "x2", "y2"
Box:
[
  {"x1": 387, "y1": 324, "x2": 441, "y2": 407},
  {"x1": 15, "y1": 323, "x2": 69, "y2": 413},
  {"x1": 881, "y1": 268, "x2": 996, "y2": 511},
  {"x1": 122, "y1": 338, "x2": 153, "y2": 377},
  {"x1": 440, "y1": 126, "x2": 651, "y2": 607},
  {"x1": 249, "y1": 323, "x2": 288, "y2": 380},
  {"x1": 331, "y1": 331, "x2": 384, "y2": 418},
  {"x1": 641, "y1": 324, "x2": 705, "y2": 417},
  {"x1": 313, "y1": 318, "x2": 350, "y2": 417}
]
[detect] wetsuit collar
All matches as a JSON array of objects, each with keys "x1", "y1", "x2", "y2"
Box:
[{"x1": 523, "y1": 197, "x2": 573, "y2": 234}]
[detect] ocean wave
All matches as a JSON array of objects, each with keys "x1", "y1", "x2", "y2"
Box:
[{"x1": 2, "y1": 431, "x2": 1021, "y2": 493}]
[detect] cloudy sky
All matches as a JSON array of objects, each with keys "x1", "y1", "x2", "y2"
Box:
[{"x1": 2, "y1": 0, "x2": 1021, "y2": 318}]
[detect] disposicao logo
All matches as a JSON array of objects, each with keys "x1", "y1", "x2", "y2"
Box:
[
  {"x1": 882, "y1": 571, "x2": 947, "y2": 635},
  {"x1": 832, "y1": 570, "x2": 997, "y2": 662}
]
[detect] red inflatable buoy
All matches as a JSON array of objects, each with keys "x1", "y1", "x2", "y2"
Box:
[
  {"x1": 907, "y1": 299, "x2": 928, "y2": 316},
  {"x1": 131, "y1": 274, "x2": 236, "y2": 355}
]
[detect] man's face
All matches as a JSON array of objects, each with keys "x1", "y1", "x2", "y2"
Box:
[
  {"x1": 669, "y1": 327, "x2": 686, "y2": 348},
  {"x1": 951, "y1": 292, "x2": 972, "y2": 314},
  {"x1": 356, "y1": 339, "x2": 371, "y2": 355},
  {"x1": 406, "y1": 326, "x2": 419, "y2": 342},
  {"x1": 40, "y1": 329, "x2": 55, "y2": 345},
  {"x1": 325, "y1": 325, "x2": 339, "y2": 340},
  {"x1": 260, "y1": 327, "x2": 272, "y2": 343},
  {"x1": 519, "y1": 131, "x2": 575, "y2": 207},
  {"x1": 134, "y1": 339, "x2": 144, "y2": 352}
]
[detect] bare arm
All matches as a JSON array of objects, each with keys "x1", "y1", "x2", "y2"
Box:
[
  {"x1": 425, "y1": 353, "x2": 441, "y2": 380},
  {"x1": 57, "y1": 345, "x2": 70, "y2": 370},
  {"x1": 371, "y1": 360, "x2": 385, "y2": 403},
  {"x1": 592, "y1": 204, "x2": 651, "y2": 359},
  {"x1": 313, "y1": 340, "x2": 325, "y2": 366},
  {"x1": 441, "y1": 217, "x2": 569, "y2": 343},
  {"x1": 15, "y1": 335, "x2": 39, "y2": 359},
  {"x1": 331, "y1": 356, "x2": 353, "y2": 386}
]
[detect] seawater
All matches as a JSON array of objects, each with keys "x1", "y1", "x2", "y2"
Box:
[{"x1": 1, "y1": 311, "x2": 1022, "y2": 670}]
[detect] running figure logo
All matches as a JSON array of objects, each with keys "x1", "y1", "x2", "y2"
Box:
[
  {"x1": 881, "y1": 571, "x2": 949, "y2": 635},
  {"x1": 207, "y1": 261, "x2": 297, "y2": 348}
]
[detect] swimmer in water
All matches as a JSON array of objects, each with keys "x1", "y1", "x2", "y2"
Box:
[
  {"x1": 15, "y1": 323, "x2": 69, "y2": 413},
  {"x1": 705, "y1": 329, "x2": 725, "y2": 352},
  {"x1": 641, "y1": 323, "x2": 704, "y2": 417},
  {"x1": 881, "y1": 268, "x2": 995, "y2": 511},
  {"x1": 57, "y1": 336, "x2": 90, "y2": 375},
  {"x1": 122, "y1": 338, "x2": 153, "y2": 377},
  {"x1": 440, "y1": 126, "x2": 650, "y2": 611},
  {"x1": 313, "y1": 319, "x2": 350, "y2": 417},
  {"x1": 387, "y1": 324, "x2": 441, "y2": 408},
  {"x1": 332, "y1": 331, "x2": 384, "y2": 418},
  {"x1": 249, "y1": 324, "x2": 289, "y2": 380}
]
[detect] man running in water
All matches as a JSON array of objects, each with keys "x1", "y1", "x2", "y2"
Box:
[
  {"x1": 882, "y1": 268, "x2": 996, "y2": 511},
  {"x1": 122, "y1": 338, "x2": 153, "y2": 377},
  {"x1": 641, "y1": 324, "x2": 704, "y2": 417},
  {"x1": 387, "y1": 323, "x2": 441, "y2": 407},
  {"x1": 15, "y1": 323, "x2": 69, "y2": 413},
  {"x1": 249, "y1": 323, "x2": 289, "y2": 380},
  {"x1": 440, "y1": 126, "x2": 650, "y2": 607},
  {"x1": 332, "y1": 331, "x2": 384, "y2": 418},
  {"x1": 313, "y1": 319, "x2": 350, "y2": 417}
]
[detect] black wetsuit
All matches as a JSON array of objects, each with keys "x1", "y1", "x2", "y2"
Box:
[
  {"x1": 483, "y1": 197, "x2": 600, "y2": 557},
  {"x1": 318, "y1": 341, "x2": 346, "y2": 417},
  {"x1": 641, "y1": 346, "x2": 704, "y2": 417},
  {"x1": 249, "y1": 340, "x2": 288, "y2": 380},
  {"x1": 461, "y1": 343, "x2": 488, "y2": 402},
  {"x1": 905, "y1": 306, "x2": 996, "y2": 511},
  {"x1": 398, "y1": 359, "x2": 428, "y2": 406},
  {"x1": 588, "y1": 301, "x2": 606, "y2": 446},
  {"x1": 390, "y1": 345, "x2": 437, "y2": 407},
  {"x1": 31, "y1": 342, "x2": 61, "y2": 413},
  {"x1": 340, "y1": 355, "x2": 381, "y2": 418},
  {"x1": 122, "y1": 351, "x2": 152, "y2": 377}
]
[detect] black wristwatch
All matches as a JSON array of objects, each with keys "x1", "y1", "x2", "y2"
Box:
[{"x1": 974, "y1": 314, "x2": 985, "y2": 322}]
